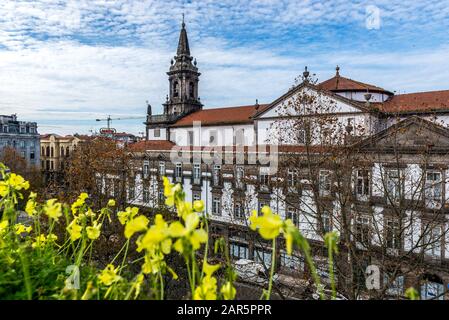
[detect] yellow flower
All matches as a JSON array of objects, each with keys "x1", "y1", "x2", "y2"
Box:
[
  {"x1": 31, "y1": 233, "x2": 57, "y2": 248},
  {"x1": 0, "y1": 220, "x2": 9, "y2": 235},
  {"x1": 67, "y1": 219, "x2": 83, "y2": 241},
  {"x1": 86, "y1": 208, "x2": 96, "y2": 218},
  {"x1": 139, "y1": 214, "x2": 171, "y2": 252},
  {"x1": 14, "y1": 223, "x2": 32, "y2": 235},
  {"x1": 124, "y1": 215, "x2": 149, "y2": 239},
  {"x1": 98, "y1": 264, "x2": 121, "y2": 286},
  {"x1": 203, "y1": 261, "x2": 220, "y2": 277},
  {"x1": 86, "y1": 221, "x2": 101, "y2": 240},
  {"x1": 163, "y1": 176, "x2": 182, "y2": 207},
  {"x1": 71, "y1": 193, "x2": 89, "y2": 215},
  {"x1": 133, "y1": 274, "x2": 145, "y2": 299},
  {"x1": 0, "y1": 183, "x2": 8, "y2": 197},
  {"x1": 169, "y1": 212, "x2": 208, "y2": 253},
  {"x1": 25, "y1": 199, "x2": 37, "y2": 217},
  {"x1": 249, "y1": 206, "x2": 283, "y2": 239},
  {"x1": 221, "y1": 281, "x2": 236, "y2": 300},
  {"x1": 194, "y1": 276, "x2": 218, "y2": 300},
  {"x1": 117, "y1": 207, "x2": 139, "y2": 225},
  {"x1": 29, "y1": 191, "x2": 37, "y2": 199},
  {"x1": 44, "y1": 199, "x2": 63, "y2": 222},
  {"x1": 107, "y1": 199, "x2": 116, "y2": 207},
  {"x1": 193, "y1": 200, "x2": 204, "y2": 213},
  {"x1": 142, "y1": 250, "x2": 165, "y2": 274},
  {"x1": 32, "y1": 234, "x2": 47, "y2": 248},
  {"x1": 7, "y1": 173, "x2": 30, "y2": 190},
  {"x1": 250, "y1": 205, "x2": 301, "y2": 255}
]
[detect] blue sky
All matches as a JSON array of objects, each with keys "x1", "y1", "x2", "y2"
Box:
[{"x1": 1, "y1": 0, "x2": 449, "y2": 135}]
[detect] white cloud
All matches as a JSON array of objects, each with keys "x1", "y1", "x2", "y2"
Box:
[{"x1": 0, "y1": 0, "x2": 448, "y2": 135}]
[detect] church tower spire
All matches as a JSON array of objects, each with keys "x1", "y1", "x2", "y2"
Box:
[{"x1": 164, "y1": 17, "x2": 202, "y2": 117}]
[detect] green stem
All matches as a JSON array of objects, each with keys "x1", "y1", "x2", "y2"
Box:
[
  {"x1": 266, "y1": 238, "x2": 276, "y2": 300},
  {"x1": 18, "y1": 248, "x2": 32, "y2": 300},
  {"x1": 328, "y1": 245, "x2": 336, "y2": 300}
]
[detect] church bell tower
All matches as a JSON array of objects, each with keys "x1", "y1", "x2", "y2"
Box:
[{"x1": 163, "y1": 17, "x2": 202, "y2": 116}]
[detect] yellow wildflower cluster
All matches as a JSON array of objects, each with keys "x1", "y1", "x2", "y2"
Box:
[
  {"x1": 98, "y1": 264, "x2": 122, "y2": 286},
  {"x1": 44, "y1": 199, "x2": 63, "y2": 222},
  {"x1": 250, "y1": 205, "x2": 298, "y2": 254},
  {"x1": 0, "y1": 173, "x2": 30, "y2": 197},
  {"x1": 25, "y1": 192, "x2": 38, "y2": 217},
  {"x1": 31, "y1": 233, "x2": 58, "y2": 249}
]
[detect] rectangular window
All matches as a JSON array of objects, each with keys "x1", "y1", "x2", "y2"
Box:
[
  {"x1": 188, "y1": 130, "x2": 194, "y2": 145},
  {"x1": 259, "y1": 168, "x2": 270, "y2": 192},
  {"x1": 235, "y1": 129, "x2": 245, "y2": 145},
  {"x1": 212, "y1": 196, "x2": 221, "y2": 216},
  {"x1": 421, "y1": 280, "x2": 445, "y2": 300},
  {"x1": 30, "y1": 151, "x2": 35, "y2": 160},
  {"x1": 230, "y1": 243, "x2": 249, "y2": 260},
  {"x1": 175, "y1": 163, "x2": 182, "y2": 182},
  {"x1": 386, "y1": 169, "x2": 402, "y2": 201},
  {"x1": 143, "y1": 161, "x2": 149, "y2": 179},
  {"x1": 154, "y1": 128, "x2": 161, "y2": 137},
  {"x1": 319, "y1": 170, "x2": 332, "y2": 196},
  {"x1": 254, "y1": 248, "x2": 272, "y2": 267},
  {"x1": 354, "y1": 215, "x2": 371, "y2": 246},
  {"x1": 234, "y1": 202, "x2": 245, "y2": 220},
  {"x1": 287, "y1": 169, "x2": 298, "y2": 192},
  {"x1": 286, "y1": 207, "x2": 299, "y2": 227},
  {"x1": 193, "y1": 163, "x2": 201, "y2": 184},
  {"x1": 158, "y1": 187, "x2": 165, "y2": 204},
  {"x1": 159, "y1": 161, "x2": 166, "y2": 176},
  {"x1": 193, "y1": 192, "x2": 201, "y2": 202},
  {"x1": 212, "y1": 165, "x2": 221, "y2": 186},
  {"x1": 385, "y1": 219, "x2": 401, "y2": 250},
  {"x1": 425, "y1": 171, "x2": 442, "y2": 201},
  {"x1": 143, "y1": 188, "x2": 150, "y2": 203},
  {"x1": 128, "y1": 183, "x2": 135, "y2": 200},
  {"x1": 20, "y1": 151, "x2": 25, "y2": 158},
  {"x1": 280, "y1": 252, "x2": 304, "y2": 271},
  {"x1": 356, "y1": 169, "x2": 370, "y2": 197},
  {"x1": 424, "y1": 225, "x2": 442, "y2": 257},
  {"x1": 235, "y1": 166, "x2": 244, "y2": 189},
  {"x1": 20, "y1": 140, "x2": 25, "y2": 148},
  {"x1": 384, "y1": 274, "x2": 404, "y2": 296},
  {"x1": 322, "y1": 210, "x2": 332, "y2": 233}
]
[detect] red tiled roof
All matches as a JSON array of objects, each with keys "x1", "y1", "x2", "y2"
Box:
[
  {"x1": 318, "y1": 75, "x2": 392, "y2": 94},
  {"x1": 127, "y1": 140, "x2": 175, "y2": 152},
  {"x1": 171, "y1": 104, "x2": 269, "y2": 127},
  {"x1": 379, "y1": 90, "x2": 449, "y2": 113}
]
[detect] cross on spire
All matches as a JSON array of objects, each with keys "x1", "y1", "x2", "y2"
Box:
[{"x1": 177, "y1": 14, "x2": 190, "y2": 56}]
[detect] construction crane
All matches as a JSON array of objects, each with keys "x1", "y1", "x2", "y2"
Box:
[{"x1": 95, "y1": 115, "x2": 146, "y2": 130}]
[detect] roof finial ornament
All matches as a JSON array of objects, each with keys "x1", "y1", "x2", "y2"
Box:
[
  {"x1": 303, "y1": 66, "x2": 310, "y2": 82},
  {"x1": 364, "y1": 89, "x2": 372, "y2": 106},
  {"x1": 336, "y1": 65, "x2": 340, "y2": 77},
  {"x1": 182, "y1": 13, "x2": 185, "y2": 28}
]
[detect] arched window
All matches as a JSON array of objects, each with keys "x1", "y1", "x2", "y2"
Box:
[
  {"x1": 173, "y1": 81, "x2": 179, "y2": 97},
  {"x1": 61, "y1": 147, "x2": 64, "y2": 157},
  {"x1": 189, "y1": 82, "x2": 194, "y2": 98},
  {"x1": 41, "y1": 146, "x2": 45, "y2": 155},
  {"x1": 46, "y1": 146, "x2": 50, "y2": 157},
  {"x1": 66, "y1": 147, "x2": 70, "y2": 156},
  {"x1": 421, "y1": 274, "x2": 445, "y2": 300}
]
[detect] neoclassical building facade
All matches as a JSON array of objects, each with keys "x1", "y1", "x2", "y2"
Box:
[{"x1": 103, "y1": 22, "x2": 449, "y2": 299}]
